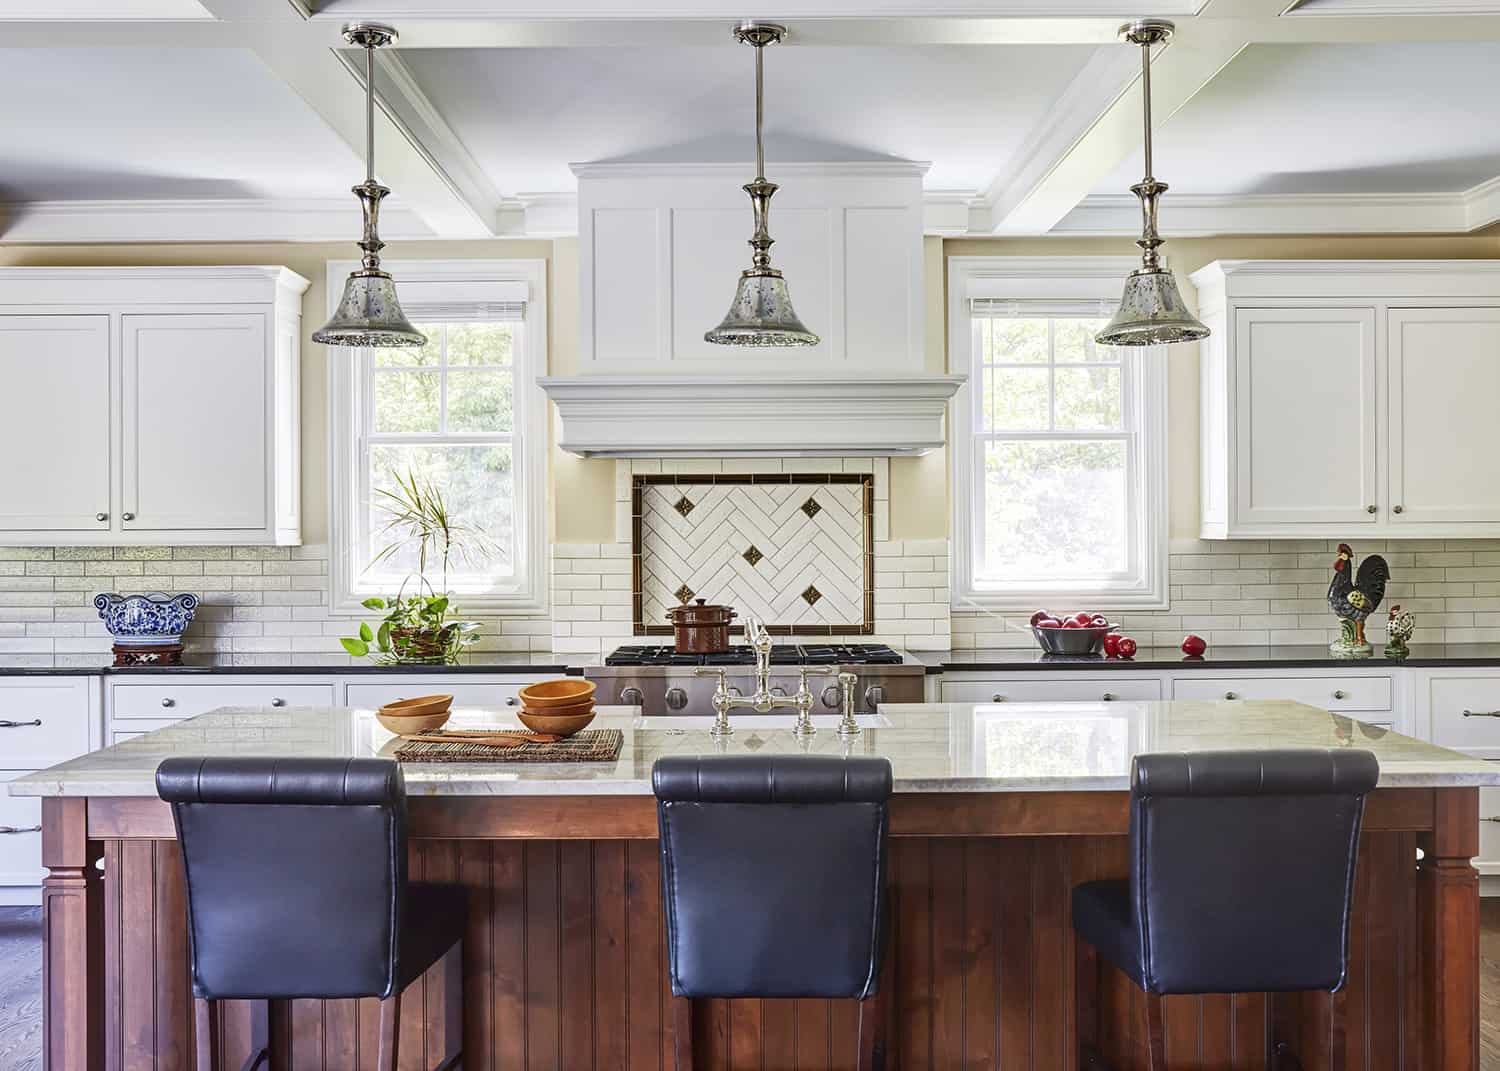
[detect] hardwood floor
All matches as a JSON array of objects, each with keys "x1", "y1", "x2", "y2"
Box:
[
  {"x1": 3, "y1": 901, "x2": 1500, "y2": 1069},
  {"x1": 0, "y1": 907, "x2": 41, "y2": 1071}
]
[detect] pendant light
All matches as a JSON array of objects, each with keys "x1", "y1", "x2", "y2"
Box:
[
  {"x1": 704, "y1": 21, "x2": 820, "y2": 348},
  {"x1": 313, "y1": 23, "x2": 426, "y2": 349},
  {"x1": 1096, "y1": 18, "x2": 1210, "y2": 348}
]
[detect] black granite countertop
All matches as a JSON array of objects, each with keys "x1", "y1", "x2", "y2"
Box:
[
  {"x1": 914, "y1": 643, "x2": 1500, "y2": 673},
  {"x1": 0, "y1": 653, "x2": 583, "y2": 677}
]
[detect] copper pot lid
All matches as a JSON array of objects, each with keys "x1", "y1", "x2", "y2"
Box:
[{"x1": 666, "y1": 598, "x2": 737, "y2": 624}]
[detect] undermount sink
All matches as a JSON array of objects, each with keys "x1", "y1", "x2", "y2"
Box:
[{"x1": 633, "y1": 713, "x2": 890, "y2": 732}]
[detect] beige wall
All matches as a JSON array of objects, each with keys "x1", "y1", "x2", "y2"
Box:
[
  {"x1": 946, "y1": 233, "x2": 1500, "y2": 541},
  {"x1": 6, "y1": 231, "x2": 1497, "y2": 555}
]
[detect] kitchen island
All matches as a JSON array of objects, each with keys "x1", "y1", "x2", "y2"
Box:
[{"x1": 10, "y1": 702, "x2": 1497, "y2": 1071}]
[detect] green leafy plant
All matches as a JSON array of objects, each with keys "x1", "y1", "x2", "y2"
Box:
[{"x1": 341, "y1": 471, "x2": 492, "y2": 665}]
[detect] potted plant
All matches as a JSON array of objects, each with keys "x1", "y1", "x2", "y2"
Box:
[{"x1": 340, "y1": 471, "x2": 493, "y2": 665}]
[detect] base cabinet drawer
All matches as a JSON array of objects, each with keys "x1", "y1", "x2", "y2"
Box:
[
  {"x1": 0, "y1": 776, "x2": 43, "y2": 887},
  {"x1": 345, "y1": 678, "x2": 547, "y2": 711},
  {"x1": 1172, "y1": 675, "x2": 1392, "y2": 712},
  {"x1": 0, "y1": 676, "x2": 94, "y2": 766},
  {"x1": 111, "y1": 682, "x2": 336, "y2": 721},
  {"x1": 940, "y1": 678, "x2": 1162, "y2": 704},
  {"x1": 1430, "y1": 677, "x2": 1500, "y2": 759}
]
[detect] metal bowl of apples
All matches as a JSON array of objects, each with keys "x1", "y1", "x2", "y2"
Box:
[{"x1": 1029, "y1": 611, "x2": 1118, "y2": 656}]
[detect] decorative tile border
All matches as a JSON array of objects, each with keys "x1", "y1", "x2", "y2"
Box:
[{"x1": 631, "y1": 474, "x2": 875, "y2": 636}]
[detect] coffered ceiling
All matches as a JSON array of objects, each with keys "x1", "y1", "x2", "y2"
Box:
[{"x1": 1, "y1": 0, "x2": 1499, "y2": 242}]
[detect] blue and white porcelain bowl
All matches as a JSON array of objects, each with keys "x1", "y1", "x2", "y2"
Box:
[{"x1": 94, "y1": 592, "x2": 199, "y2": 646}]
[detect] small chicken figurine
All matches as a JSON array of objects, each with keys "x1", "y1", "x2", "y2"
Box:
[
  {"x1": 1327, "y1": 542, "x2": 1390, "y2": 657},
  {"x1": 1386, "y1": 604, "x2": 1415, "y2": 660}
]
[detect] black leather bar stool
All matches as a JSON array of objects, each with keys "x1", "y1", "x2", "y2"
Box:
[
  {"x1": 653, "y1": 754, "x2": 893, "y2": 1071},
  {"x1": 1071, "y1": 748, "x2": 1379, "y2": 1071},
  {"x1": 156, "y1": 757, "x2": 466, "y2": 1071}
]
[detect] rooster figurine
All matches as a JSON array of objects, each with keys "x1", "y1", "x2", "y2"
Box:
[{"x1": 1327, "y1": 542, "x2": 1389, "y2": 657}]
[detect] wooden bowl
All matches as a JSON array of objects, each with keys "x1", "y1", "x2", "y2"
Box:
[
  {"x1": 376, "y1": 709, "x2": 451, "y2": 735},
  {"x1": 378, "y1": 694, "x2": 454, "y2": 718},
  {"x1": 524, "y1": 695, "x2": 595, "y2": 719},
  {"x1": 519, "y1": 678, "x2": 596, "y2": 710},
  {"x1": 517, "y1": 707, "x2": 596, "y2": 737}
]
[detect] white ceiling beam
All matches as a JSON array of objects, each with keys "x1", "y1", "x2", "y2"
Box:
[{"x1": 192, "y1": 0, "x2": 496, "y2": 237}]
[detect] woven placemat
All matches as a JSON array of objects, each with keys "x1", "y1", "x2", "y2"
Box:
[{"x1": 393, "y1": 727, "x2": 623, "y2": 763}]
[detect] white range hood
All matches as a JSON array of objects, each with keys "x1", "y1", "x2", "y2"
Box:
[{"x1": 541, "y1": 160, "x2": 963, "y2": 457}]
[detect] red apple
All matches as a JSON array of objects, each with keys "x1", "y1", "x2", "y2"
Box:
[
  {"x1": 1036, "y1": 618, "x2": 1063, "y2": 629},
  {"x1": 1102, "y1": 634, "x2": 1122, "y2": 657},
  {"x1": 1062, "y1": 619, "x2": 1084, "y2": 629},
  {"x1": 1070, "y1": 612, "x2": 1095, "y2": 627},
  {"x1": 1089, "y1": 614, "x2": 1109, "y2": 628},
  {"x1": 1029, "y1": 610, "x2": 1052, "y2": 626},
  {"x1": 1181, "y1": 634, "x2": 1207, "y2": 657},
  {"x1": 1116, "y1": 636, "x2": 1138, "y2": 659}
]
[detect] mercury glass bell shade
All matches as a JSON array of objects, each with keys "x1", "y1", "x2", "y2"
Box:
[
  {"x1": 703, "y1": 272, "x2": 820, "y2": 347},
  {"x1": 1095, "y1": 267, "x2": 1210, "y2": 347},
  {"x1": 313, "y1": 270, "x2": 426, "y2": 348}
]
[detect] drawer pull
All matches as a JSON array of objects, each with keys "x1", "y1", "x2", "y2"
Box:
[
  {"x1": 1333, "y1": 690, "x2": 1348, "y2": 700},
  {"x1": 0, "y1": 825, "x2": 40, "y2": 836},
  {"x1": 1462, "y1": 709, "x2": 1500, "y2": 718},
  {"x1": 1484, "y1": 817, "x2": 1500, "y2": 824},
  {"x1": 1101, "y1": 693, "x2": 1117, "y2": 702},
  {"x1": 1224, "y1": 692, "x2": 1239, "y2": 700},
  {"x1": 0, "y1": 718, "x2": 42, "y2": 729},
  {"x1": 506, "y1": 696, "x2": 518, "y2": 707},
  {"x1": 271, "y1": 698, "x2": 286, "y2": 708},
  {"x1": 990, "y1": 694, "x2": 1006, "y2": 703},
  {"x1": 161, "y1": 698, "x2": 175, "y2": 708}
]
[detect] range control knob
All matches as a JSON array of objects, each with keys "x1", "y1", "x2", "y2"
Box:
[
  {"x1": 864, "y1": 685, "x2": 885, "y2": 711},
  {"x1": 620, "y1": 686, "x2": 644, "y2": 707},
  {"x1": 665, "y1": 687, "x2": 689, "y2": 711},
  {"x1": 769, "y1": 686, "x2": 788, "y2": 699},
  {"x1": 821, "y1": 686, "x2": 842, "y2": 709}
]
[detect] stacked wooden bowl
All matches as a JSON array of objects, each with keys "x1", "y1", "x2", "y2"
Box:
[
  {"x1": 375, "y1": 693, "x2": 454, "y2": 735},
  {"x1": 517, "y1": 679, "x2": 597, "y2": 737}
]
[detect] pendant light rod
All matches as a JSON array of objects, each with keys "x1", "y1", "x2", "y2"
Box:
[
  {"x1": 364, "y1": 34, "x2": 376, "y2": 185},
  {"x1": 754, "y1": 36, "x2": 765, "y2": 180},
  {"x1": 1138, "y1": 26, "x2": 1153, "y2": 181}
]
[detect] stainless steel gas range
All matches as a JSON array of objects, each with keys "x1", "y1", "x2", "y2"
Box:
[{"x1": 584, "y1": 643, "x2": 926, "y2": 716}]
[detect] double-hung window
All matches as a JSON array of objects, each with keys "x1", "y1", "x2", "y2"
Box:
[
  {"x1": 329, "y1": 260, "x2": 548, "y2": 614},
  {"x1": 948, "y1": 258, "x2": 1168, "y2": 610}
]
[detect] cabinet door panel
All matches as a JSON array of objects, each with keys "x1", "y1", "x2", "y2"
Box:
[
  {"x1": 122, "y1": 313, "x2": 267, "y2": 531},
  {"x1": 1388, "y1": 308, "x2": 1500, "y2": 524},
  {"x1": 1234, "y1": 307, "x2": 1377, "y2": 527},
  {"x1": 0, "y1": 315, "x2": 111, "y2": 530}
]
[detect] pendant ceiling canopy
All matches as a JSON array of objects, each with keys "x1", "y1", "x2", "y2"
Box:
[
  {"x1": 704, "y1": 20, "x2": 820, "y2": 349},
  {"x1": 312, "y1": 22, "x2": 426, "y2": 350},
  {"x1": 1096, "y1": 18, "x2": 1210, "y2": 348}
]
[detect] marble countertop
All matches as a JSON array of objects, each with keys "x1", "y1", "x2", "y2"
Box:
[{"x1": 11, "y1": 700, "x2": 1499, "y2": 798}]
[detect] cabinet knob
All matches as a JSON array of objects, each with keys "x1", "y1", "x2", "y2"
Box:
[
  {"x1": 122, "y1": 512, "x2": 135, "y2": 522},
  {"x1": 1333, "y1": 690, "x2": 1348, "y2": 700},
  {"x1": 1224, "y1": 691, "x2": 1239, "y2": 700},
  {"x1": 95, "y1": 512, "x2": 108, "y2": 522},
  {"x1": 1393, "y1": 505, "x2": 1404, "y2": 515},
  {"x1": 161, "y1": 697, "x2": 175, "y2": 708},
  {"x1": 270, "y1": 697, "x2": 286, "y2": 708},
  {"x1": 1366, "y1": 505, "x2": 1377, "y2": 514},
  {"x1": 506, "y1": 696, "x2": 518, "y2": 707},
  {"x1": 1101, "y1": 692, "x2": 1117, "y2": 702},
  {"x1": 991, "y1": 693, "x2": 1007, "y2": 703}
]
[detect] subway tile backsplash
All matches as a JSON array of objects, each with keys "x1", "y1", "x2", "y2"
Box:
[{"x1": 951, "y1": 538, "x2": 1500, "y2": 650}]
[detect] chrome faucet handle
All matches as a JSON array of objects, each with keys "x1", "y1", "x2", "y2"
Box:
[
  {"x1": 836, "y1": 671, "x2": 861, "y2": 737},
  {"x1": 692, "y1": 667, "x2": 735, "y2": 737},
  {"x1": 792, "y1": 666, "x2": 818, "y2": 737}
]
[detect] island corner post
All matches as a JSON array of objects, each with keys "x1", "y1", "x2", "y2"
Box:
[{"x1": 39, "y1": 786, "x2": 1480, "y2": 1071}]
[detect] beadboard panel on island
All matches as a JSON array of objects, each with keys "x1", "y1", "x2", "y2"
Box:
[
  {"x1": 0, "y1": 544, "x2": 555, "y2": 668},
  {"x1": 953, "y1": 537, "x2": 1500, "y2": 650}
]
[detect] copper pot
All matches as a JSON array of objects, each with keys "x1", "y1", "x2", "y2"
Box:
[{"x1": 666, "y1": 599, "x2": 737, "y2": 653}]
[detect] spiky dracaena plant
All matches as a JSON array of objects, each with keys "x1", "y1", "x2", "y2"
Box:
[{"x1": 341, "y1": 471, "x2": 499, "y2": 664}]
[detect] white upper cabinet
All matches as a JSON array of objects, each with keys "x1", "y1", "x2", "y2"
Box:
[
  {"x1": 0, "y1": 316, "x2": 112, "y2": 532},
  {"x1": 0, "y1": 267, "x2": 308, "y2": 546},
  {"x1": 1194, "y1": 260, "x2": 1500, "y2": 540}
]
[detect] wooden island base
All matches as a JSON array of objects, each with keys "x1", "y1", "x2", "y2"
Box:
[{"x1": 42, "y1": 787, "x2": 1480, "y2": 1071}]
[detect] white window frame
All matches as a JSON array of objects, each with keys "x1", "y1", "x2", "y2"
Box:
[
  {"x1": 948, "y1": 256, "x2": 1169, "y2": 612},
  {"x1": 327, "y1": 258, "x2": 549, "y2": 616}
]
